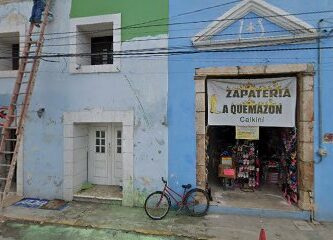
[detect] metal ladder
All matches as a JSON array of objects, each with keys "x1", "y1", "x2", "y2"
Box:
[{"x1": 0, "y1": 0, "x2": 53, "y2": 207}]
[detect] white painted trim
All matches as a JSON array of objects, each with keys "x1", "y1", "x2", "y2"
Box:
[
  {"x1": 193, "y1": 33, "x2": 318, "y2": 50},
  {"x1": 0, "y1": 24, "x2": 25, "y2": 78},
  {"x1": 69, "y1": 14, "x2": 121, "y2": 74},
  {"x1": 63, "y1": 109, "x2": 134, "y2": 206},
  {"x1": 0, "y1": 70, "x2": 18, "y2": 79},
  {"x1": 192, "y1": 0, "x2": 318, "y2": 49}
]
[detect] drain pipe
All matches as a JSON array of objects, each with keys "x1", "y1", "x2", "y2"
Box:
[
  {"x1": 311, "y1": 20, "x2": 332, "y2": 222},
  {"x1": 315, "y1": 19, "x2": 327, "y2": 163}
]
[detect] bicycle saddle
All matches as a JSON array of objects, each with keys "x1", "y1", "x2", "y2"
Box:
[{"x1": 182, "y1": 184, "x2": 192, "y2": 189}]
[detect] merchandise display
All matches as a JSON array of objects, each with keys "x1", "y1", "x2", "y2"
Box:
[
  {"x1": 207, "y1": 126, "x2": 299, "y2": 206},
  {"x1": 282, "y1": 128, "x2": 298, "y2": 204},
  {"x1": 234, "y1": 140, "x2": 259, "y2": 190}
]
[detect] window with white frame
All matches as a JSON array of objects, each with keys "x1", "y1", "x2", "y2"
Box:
[
  {"x1": 70, "y1": 14, "x2": 121, "y2": 73},
  {"x1": 0, "y1": 32, "x2": 19, "y2": 73}
]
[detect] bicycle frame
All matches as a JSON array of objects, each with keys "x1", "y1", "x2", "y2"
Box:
[
  {"x1": 145, "y1": 178, "x2": 209, "y2": 220},
  {"x1": 162, "y1": 184, "x2": 188, "y2": 208}
]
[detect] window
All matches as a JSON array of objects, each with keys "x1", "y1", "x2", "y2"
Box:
[
  {"x1": 70, "y1": 14, "x2": 121, "y2": 73},
  {"x1": 12, "y1": 44, "x2": 19, "y2": 70},
  {"x1": 116, "y1": 130, "x2": 122, "y2": 153},
  {"x1": 95, "y1": 130, "x2": 106, "y2": 153},
  {"x1": 91, "y1": 36, "x2": 113, "y2": 65},
  {"x1": 0, "y1": 31, "x2": 19, "y2": 74}
]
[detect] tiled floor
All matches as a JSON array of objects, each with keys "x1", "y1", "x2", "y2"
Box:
[{"x1": 209, "y1": 179, "x2": 299, "y2": 211}]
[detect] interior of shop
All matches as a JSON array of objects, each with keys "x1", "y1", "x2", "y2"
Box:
[{"x1": 207, "y1": 126, "x2": 299, "y2": 211}]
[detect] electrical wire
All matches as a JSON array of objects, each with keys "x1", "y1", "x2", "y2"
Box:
[
  {"x1": 0, "y1": 8, "x2": 331, "y2": 42},
  {"x1": 40, "y1": 25, "x2": 331, "y2": 49},
  {"x1": 14, "y1": 34, "x2": 332, "y2": 59},
  {"x1": 1, "y1": 45, "x2": 332, "y2": 62},
  {"x1": 0, "y1": 0, "x2": 240, "y2": 41},
  {"x1": 0, "y1": 24, "x2": 325, "y2": 49}
]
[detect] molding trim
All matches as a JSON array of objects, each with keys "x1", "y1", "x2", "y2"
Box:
[
  {"x1": 69, "y1": 13, "x2": 121, "y2": 74},
  {"x1": 0, "y1": 24, "x2": 25, "y2": 78},
  {"x1": 192, "y1": 0, "x2": 318, "y2": 49},
  {"x1": 62, "y1": 109, "x2": 134, "y2": 206},
  {"x1": 194, "y1": 63, "x2": 315, "y2": 210}
]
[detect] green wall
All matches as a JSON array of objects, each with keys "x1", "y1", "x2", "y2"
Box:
[{"x1": 70, "y1": 0, "x2": 169, "y2": 41}]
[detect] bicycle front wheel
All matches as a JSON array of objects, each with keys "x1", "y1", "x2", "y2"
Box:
[
  {"x1": 144, "y1": 191, "x2": 171, "y2": 220},
  {"x1": 184, "y1": 188, "x2": 210, "y2": 217}
]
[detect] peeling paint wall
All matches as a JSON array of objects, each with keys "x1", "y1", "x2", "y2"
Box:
[{"x1": 0, "y1": 0, "x2": 169, "y2": 205}]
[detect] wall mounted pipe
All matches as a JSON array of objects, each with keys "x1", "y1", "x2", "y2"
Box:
[{"x1": 315, "y1": 19, "x2": 327, "y2": 164}]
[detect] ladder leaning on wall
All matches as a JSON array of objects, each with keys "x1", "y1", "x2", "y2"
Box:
[{"x1": 0, "y1": 0, "x2": 53, "y2": 207}]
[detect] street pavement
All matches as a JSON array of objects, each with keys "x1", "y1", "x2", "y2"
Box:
[{"x1": 0, "y1": 201, "x2": 332, "y2": 240}]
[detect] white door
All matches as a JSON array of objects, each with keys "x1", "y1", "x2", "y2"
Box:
[{"x1": 88, "y1": 124, "x2": 123, "y2": 186}]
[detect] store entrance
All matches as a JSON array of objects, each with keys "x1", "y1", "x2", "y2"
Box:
[{"x1": 207, "y1": 126, "x2": 299, "y2": 211}]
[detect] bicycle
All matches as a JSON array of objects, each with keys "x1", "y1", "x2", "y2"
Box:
[{"x1": 144, "y1": 177, "x2": 210, "y2": 220}]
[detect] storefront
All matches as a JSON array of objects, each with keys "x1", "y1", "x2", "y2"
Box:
[
  {"x1": 168, "y1": 0, "x2": 333, "y2": 222},
  {"x1": 194, "y1": 64, "x2": 314, "y2": 213}
]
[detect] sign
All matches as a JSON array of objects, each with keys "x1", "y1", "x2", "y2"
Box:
[
  {"x1": 208, "y1": 77, "x2": 297, "y2": 127},
  {"x1": 236, "y1": 126, "x2": 259, "y2": 140}
]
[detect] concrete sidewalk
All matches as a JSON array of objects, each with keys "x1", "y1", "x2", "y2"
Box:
[{"x1": 0, "y1": 201, "x2": 332, "y2": 240}]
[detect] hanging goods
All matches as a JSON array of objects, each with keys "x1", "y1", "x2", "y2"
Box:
[
  {"x1": 282, "y1": 128, "x2": 298, "y2": 204},
  {"x1": 0, "y1": 0, "x2": 53, "y2": 207},
  {"x1": 235, "y1": 140, "x2": 258, "y2": 190}
]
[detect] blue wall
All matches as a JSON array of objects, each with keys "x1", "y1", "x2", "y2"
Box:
[
  {"x1": 168, "y1": 0, "x2": 333, "y2": 221},
  {"x1": 0, "y1": 0, "x2": 169, "y2": 205},
  {"x1": 0, "y1": 95, "x2": 10, "y2": 106}
]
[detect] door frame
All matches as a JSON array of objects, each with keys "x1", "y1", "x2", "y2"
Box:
[
  {"x1": 88, "y1": 123, "x2": 123, "y2": 186},
  {"x1": 194, "y1": 64, "x2": 315, "y2": 211},
  {"x1": 63, "y1": 110, "x2": 134, "y2": 206}
]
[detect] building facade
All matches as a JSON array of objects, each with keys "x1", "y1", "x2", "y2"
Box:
[
  {"x1": 0, "y1": 0, "x2": 332, "y2": 222},
  {"x1": 0, "y1": 0, "x2": 169, "y2": 206},
  {"x1": 168, "y1": 0, "x2": 333, "y2": 221}
]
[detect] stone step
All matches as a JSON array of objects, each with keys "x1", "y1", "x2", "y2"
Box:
[{"x1": 73, "y1": 195, "x2": 122, "y2": 205}]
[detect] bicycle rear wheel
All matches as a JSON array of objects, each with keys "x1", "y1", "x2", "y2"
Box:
[
  {"x1": 184, "y1": 188, "x2": 210, "y2": 217},
  {"x1": 144, "y1": 191, "x2": 171, "y2": 220}
]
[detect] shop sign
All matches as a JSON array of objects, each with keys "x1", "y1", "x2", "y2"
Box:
[
  {"x1": 236, "y1": 126, "x2": 259, "y2": 140},
  {"x1": 208, "y1": 77, "x2": 297, "y2": 127}
]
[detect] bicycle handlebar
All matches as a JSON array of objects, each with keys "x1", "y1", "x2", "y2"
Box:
[{"x1": 162, "y1": 177, "x2": 167, "y2": 184}]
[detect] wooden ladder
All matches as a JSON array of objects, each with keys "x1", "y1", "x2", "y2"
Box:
[{"x1": 0, "y1": 0, "x2": 53, "y2": 207}]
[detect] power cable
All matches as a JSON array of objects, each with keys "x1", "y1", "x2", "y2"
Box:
[
  {"x1": 0, "y1": 0, "x2": 240, "y2": 41},
  {"x1": 0, "y1": 24, "x2": 326, "y2": 49},
  {"x1": 21, "y1": 32, "x2": 333, "y2": 56},
  {"x1": 2, "y1": 45, "x2": 333, "y2": 61},
  {"x1": 20, "y1": 34, "x2": 333, "y2": 57},
  {"x1": 40, "y1": 25, "x2": 332, "y2": 48},
  {"x1": 44, "y1": 9, "x2": 333, "y2": 42},
  {"x1": 0, "y1": 8, "x2": 331, "y2": 42}
]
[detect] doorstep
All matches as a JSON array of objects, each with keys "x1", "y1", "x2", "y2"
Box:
[
  {"x1": 209, "y1": 204, "x2": 311, "y2": 220},
  {"x1": 73, "y1": 195, "x2": 122, "y2": 205}
]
